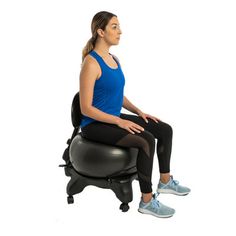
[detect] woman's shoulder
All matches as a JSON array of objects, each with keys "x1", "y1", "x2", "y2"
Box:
[
  {"x1": 82, "y1": 53, "x2": 100, "y2": 68},
  {"x1": 81, "y1": 53, "x2": 101, "y2": 79}
]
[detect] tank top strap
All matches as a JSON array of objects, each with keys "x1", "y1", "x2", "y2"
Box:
[
  {"x1": 109, "y1": 53, "x2": 120, "y2": 68},
  {"x1": 89, "y1": 50, "x2": 104, "y2": 66}
]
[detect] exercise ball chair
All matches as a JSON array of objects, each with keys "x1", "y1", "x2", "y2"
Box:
[{"x1": 60, "y1": 92, "x2": 138, "y2": 212}]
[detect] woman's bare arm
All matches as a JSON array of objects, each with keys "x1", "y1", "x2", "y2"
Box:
[{"x1": 123, "y1": 95, "x2": 143, "y2": 115}]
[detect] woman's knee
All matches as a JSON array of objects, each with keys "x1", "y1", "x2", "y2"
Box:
[
  {"x1": 159, "y1": 121, "x2": 173, "y2": 139},
  {"x1": 141, "y1": 130, "x2": 155, "y2": 146},
  {"x1": 166, "y1": 123, "x2": 173, "y2": 138}
]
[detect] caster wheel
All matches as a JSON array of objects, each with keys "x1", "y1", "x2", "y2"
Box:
[
  {"x1": 119, "y1": 203, "x2": 129, "y2": 212},
  {"x1": 67, "y1": 195, "x2": 74, "y2": 204}
]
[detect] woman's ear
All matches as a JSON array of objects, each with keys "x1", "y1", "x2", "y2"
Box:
[{"x1": 97, "y1": 29, "x2": 104, "y2": 38}]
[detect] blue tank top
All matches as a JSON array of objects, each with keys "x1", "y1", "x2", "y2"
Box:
[{"x1": 80, "y1": 50, "x2": 125, "y2": 128}]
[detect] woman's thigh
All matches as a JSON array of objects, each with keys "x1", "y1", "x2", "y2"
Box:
[
  {"x1": 81, "y1": 121, "x2": 129, "y2": 145},
  {"x1": 120, "y1": 113, "x2": 172, "y2": 139},
  {"x1": 120, "y1": 113, "x2": 159, "y2": 132}
]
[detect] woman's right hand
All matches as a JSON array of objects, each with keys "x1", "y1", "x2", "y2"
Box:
[{"x1": 117, "y1": 118, "x2": 144, "y2": 134}]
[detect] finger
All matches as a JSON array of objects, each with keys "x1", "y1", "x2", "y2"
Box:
[
  {"x1": 149, "y1": 115, "x2": 160, "y2": 122},
  {"x1": 150, "y1": 117, "x2": 159, "y2": 123},
  {"x1": 135, "y1": 125, "x2": 144, "y2": 131},
  {"x1": 131, "y1": 127, "x2": 141, "y2": 133},
  {"x1": 140, "y1": 115, "x2": 148, "y2": 123},
  {"x1": 153, "y1": 116, "x2": 160, "y2": 120},
  {"x1": 131, "y1": 122, "x2": 144, "y2": 131},
  {"x1": 127, "y1": 127, "x2": 135, "y2": 134},
  {"x1": 130, "y1": 125, "x2": 140, "y2": 132}
]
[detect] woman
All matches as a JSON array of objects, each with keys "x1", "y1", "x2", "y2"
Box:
[{"x1": 79, "y1": 11, "x2": 190, "y2": 218}]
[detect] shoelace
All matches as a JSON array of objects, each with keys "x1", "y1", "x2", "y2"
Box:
[
  {"x1": 151, "y1": 193, "x2": 160, "y2": 208},
  {"x1": 169, "y1": 176, "x2": 179, "y2": 186}
]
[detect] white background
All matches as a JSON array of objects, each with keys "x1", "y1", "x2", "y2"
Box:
[{"x1": 0, "y1": 0, "x2": 236, "y2": 235}]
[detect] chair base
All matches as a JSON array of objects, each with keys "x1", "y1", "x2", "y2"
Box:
[{"x1": 64, "y1": 164, "x2": 138, "y2": 212}]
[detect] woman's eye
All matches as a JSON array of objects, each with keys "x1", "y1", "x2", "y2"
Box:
[{"x1": 112, "y1": 25, "x2": 120, "y2": 30}]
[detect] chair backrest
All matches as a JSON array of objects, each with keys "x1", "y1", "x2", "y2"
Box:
[{"x1": 71, "y1": 92, "x2": 83, "y2": 128}]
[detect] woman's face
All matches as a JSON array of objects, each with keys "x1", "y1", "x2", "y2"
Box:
[{"x1": 101, "y1": 16, "x2": 122, "y2": 45}]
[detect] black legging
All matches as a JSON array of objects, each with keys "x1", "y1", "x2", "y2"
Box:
[{"x1": 81, "y1": 113, "x2": 173, "y2": 193}]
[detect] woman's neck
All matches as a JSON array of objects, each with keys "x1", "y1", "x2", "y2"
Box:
[{"x1": 94, "y1": 42, "x2": 111, "y2": 58}]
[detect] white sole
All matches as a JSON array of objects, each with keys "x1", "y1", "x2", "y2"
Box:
[
  {"x1": 157, "y1": 188, "x2": 190, "y2": 196},
  {"x1": 138, "y1": 208, "x2": 174, "y2": 218}
]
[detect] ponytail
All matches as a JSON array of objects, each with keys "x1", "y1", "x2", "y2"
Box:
[{"x1": 82, "y1": 36, "x2": 96, "y2": 62}]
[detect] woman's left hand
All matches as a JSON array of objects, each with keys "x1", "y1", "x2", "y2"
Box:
[{"x1": 138, "y1": 111, "x2": 161, "y2": 123}]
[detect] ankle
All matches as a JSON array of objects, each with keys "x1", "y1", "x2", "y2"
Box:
[
  {"x1": 160, "y1": 173, "x2": 171, "y2": 184},
  {"x1": 160, "y1": 179, "x2": 169, "y2": 184},
  {"x1": 142, "y1": 192, "x2": 153, "y2": 203}
]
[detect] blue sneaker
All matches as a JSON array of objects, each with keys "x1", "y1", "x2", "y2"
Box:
[
  {"x1": 138, "y1": 193, "x2": 175, "y2": 218},
  {"x1": 157, "y1": 175, "x2": 191, "y2": 196}
]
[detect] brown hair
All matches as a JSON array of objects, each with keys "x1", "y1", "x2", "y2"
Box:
[{"x1": 82, "y1": 11, "x2": 117, "y2": 62}]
